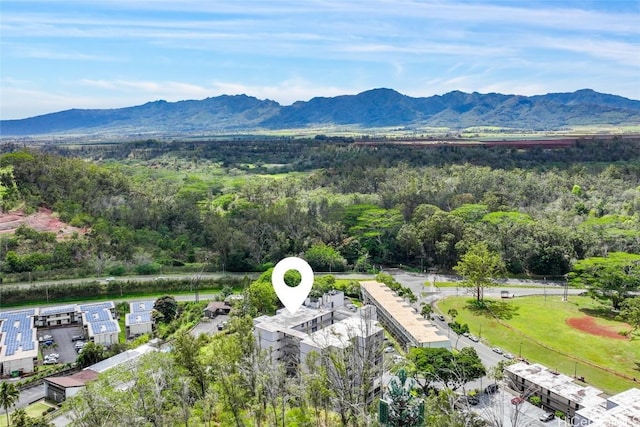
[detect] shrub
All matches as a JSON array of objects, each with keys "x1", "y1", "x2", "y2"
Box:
[
  {"x1": 134, "y1": 262, "x2": 162, "y2": 275},
  {"x1": 529, "y1": 396, "x2": 542, "y2": 407}
]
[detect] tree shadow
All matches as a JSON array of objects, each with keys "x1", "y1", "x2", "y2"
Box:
[
  {"x1": 578, "y1": 306, "x2": 619, "y2": 321},
  {"x1": 464, "y1": 299, "x2": 520, "y2": 320}
]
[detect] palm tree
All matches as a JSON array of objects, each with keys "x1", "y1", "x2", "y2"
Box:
[{"x1": 0, "y1": 381, "x2": 20, "y2": 426}]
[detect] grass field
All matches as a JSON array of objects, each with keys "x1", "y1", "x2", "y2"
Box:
[
  {"x1": 436, "y1": 295, "x2": 639, "y2": 394},
  {"x1": 0, "y1": 400, "x2": 57, "y2": 427}
]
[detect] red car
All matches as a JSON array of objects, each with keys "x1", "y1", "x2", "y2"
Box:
[{"x1": 511, "y1": 397, "x2": 525, "y2": 405}]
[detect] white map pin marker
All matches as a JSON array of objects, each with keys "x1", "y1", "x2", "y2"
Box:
[{"x1": 272, "y1": 257, "x2": 314, "y2": 314}]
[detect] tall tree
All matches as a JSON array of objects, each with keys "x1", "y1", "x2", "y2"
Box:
[
  {"x1": 384, "y1": 369, "x2": 424, "y2": 427},
  {"x1": 618, "y1": 297, "x2": 640, "y2": 339},
  {"x1": 153, "y1": 295, "x2": 178, "y2": 323},
  {"x1": 569, "y1": 252, "x2": 640, "y2": 310},
  {"x1": 0, "y1": 381, "x2": 19, "y2": 427},
  {"x1": 453, "y1": 242, "x2": 504, "y2": 303}
]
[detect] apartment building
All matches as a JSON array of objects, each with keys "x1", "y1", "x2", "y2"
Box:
[
  {"x1": 359, "y1": 280, "x2": 450, "y2": 350},
  {"x1": 505, "y1": 362, "x2": 606, "y2": 418},
  {"x1": 253, "y1": 290, "x2": 384, "y2": 403}
]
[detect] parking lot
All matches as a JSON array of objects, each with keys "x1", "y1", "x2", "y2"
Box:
[
  {"x1": 38, "y1": 325, "x2": 86, "y2": 365},
  {"x1": 190, "y1": 314, "x2": 230, "y2": 337}
]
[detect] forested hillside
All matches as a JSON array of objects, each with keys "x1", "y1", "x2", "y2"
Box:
[{"x1": 0, "y1": 137, "x2": 639, "y2": 281}]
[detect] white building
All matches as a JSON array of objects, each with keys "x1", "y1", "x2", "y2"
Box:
[
  {"x1": 79, "y1": 302, "x2": 120, "y2": 346},
  {"x1": 360, "y1": 280, "x2": 450, "y2": 350},
  {"x1": 253, "y1": 290, "x2": 384, "y2": 403},
  {"x1": 574, "y1": 387, "x2": 640, "y2": 426},
  {"x1": 35, "y1": 304, "x2": 79, "y2": 327},
  {"x1": 125, "y1": 301, "x2": 154, "y2": 338},
  {"x1": 0, "y1": 309, "x2": 38, "y2": 375},
  {"x1": 504, "y1": 362, "x2": 606, "y2": 418}
]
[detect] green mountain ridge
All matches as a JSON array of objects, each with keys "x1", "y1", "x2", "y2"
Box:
[{"x1": 1, "y1": 88, "x2": 639, "y2": 136}]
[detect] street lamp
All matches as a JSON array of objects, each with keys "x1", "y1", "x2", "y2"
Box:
[
  {"x1": 519, "y1": 342, "x2": 522, "y2": 358},
  {"x1": 479, "y1": 324, "x2": 482, "y2": 338}
]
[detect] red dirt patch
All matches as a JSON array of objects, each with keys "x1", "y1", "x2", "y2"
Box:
[
  {"x1": 0, "y1": 208, "x2": 87, "y2": 239},
  {"x1": 566, "y1": 316, "x2": 629, "y2": 340}
]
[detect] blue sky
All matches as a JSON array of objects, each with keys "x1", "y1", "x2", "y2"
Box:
[{"x1": 1, "y1": 0, "x2": 639, "y2": 119}]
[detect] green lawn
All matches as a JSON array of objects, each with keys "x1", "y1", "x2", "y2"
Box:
[
  {"x1": 436, "y1": 295, "x2": 639, "y2": 394},
  {"x1": 0, "y1": 400, "x2": 57, "y2": 427}
]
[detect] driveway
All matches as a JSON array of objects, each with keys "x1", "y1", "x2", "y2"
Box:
[{"x1": 190, "y1": 314, "x2": 230, "y2": 337}]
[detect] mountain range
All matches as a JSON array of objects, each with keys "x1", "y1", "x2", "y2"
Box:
[{"x1": 2, "y1": 88, "x2": 639, "y2": 136}]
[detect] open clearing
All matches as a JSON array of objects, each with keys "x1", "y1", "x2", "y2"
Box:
[
  {"x1": 437, "y1": 295, "x2": 639, "y2": 394},
  {"x1": 0, "y1": 208, "x2": 86, "y2": 238}
]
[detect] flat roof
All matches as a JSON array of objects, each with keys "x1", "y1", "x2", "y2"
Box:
[
  {"x1": 39, "y1": 305, "x2": 77, "y2": 316},
  {"x1": 301, "y1": 316, "x2": 382, "y2": 349},
  {"x1": 585, "y1": 388, "x2": 640, "y2": 427},
  {"x1": 506, "y1": 362, "x2": 606, "y2": 408},
  {"x1": 130, "y1": 301, "x2": 154, "y2": 313},
  {"x1": 126, "y1": 312, "x2": 152, "y2": 326},
  {"x1": 254, "y1": 306, "x2": 332, "y2": 333},
  {"x1": 0, "y1": 309, "x2": 38, "y2": 361},
  {"x1": 86, "y1": 343, "x2": 157, "y2": 373},
  {"x1": 360, "y1": 281, "x2": 449, "y2": 346},
  {"x1": 80, "y1": 302, "x2": 119, "y2": 337}
]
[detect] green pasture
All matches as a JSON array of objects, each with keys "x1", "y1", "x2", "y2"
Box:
[
  {"x1": 436, "y1": 295, "x2": 639, "y2": 394},
  {"x1": 0, "y1": 400, "x2": 57, "y2": 427}
]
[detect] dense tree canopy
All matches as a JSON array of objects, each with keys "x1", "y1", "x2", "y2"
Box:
[
  {"x1": 0, "y1": 137, "x2": 637, "y2": 283},
  {"x1": 569, "y1": 252, "x2": 640, "y2": 309}
]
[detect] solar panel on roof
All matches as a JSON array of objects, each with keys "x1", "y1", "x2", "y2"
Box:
[{"x1": 40, "y1": 305, "x2": 76, "y2": 316}]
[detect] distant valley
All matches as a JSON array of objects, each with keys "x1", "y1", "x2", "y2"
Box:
[{"x1": 1, "y1": 88, "x2": 640, "y2": 137}]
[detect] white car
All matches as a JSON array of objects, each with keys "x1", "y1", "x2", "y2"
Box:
[
  {"x1": 503, "y1": 353, "x2": 514, "y2": 359},
  {"x1": 384, "y1": 346, "x2": 395, "y2": 353},
  {"x1": 492, "y1": 347, "x2": 503, "y2": 354}
]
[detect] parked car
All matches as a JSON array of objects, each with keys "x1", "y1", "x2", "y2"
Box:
[
  {"x1": 392, "y1": 355, "x2": 404, "y2": 363},
  {"x1": 437, "y1": 315, "x2": 445, "y2": 321},
  {"x1": 503, "y1": 352, "x2": 514, "y2": 359},
  {"x1": 492, "y1": 347, "x2": 503, "y2": 354},
  {"x1": 456, "y1": 395, "x2": 480, "y2": 406},
  {"x1": 43, "y1": 340, "x2": 54, "y2": 346},
  {"x1": 217, "y1": 322, "x2": 225, "y2": 330},
  {"x1": 462, "y1": 332, "x2": 470, "y2": 337},
  {"x1": 71, "y1": 334, "x2": 85, "y2": 341},
  {"x1": 469, "y1": 335, "x2": 479, "y2": 342},
  {"x1": 511, "y1": 397, "x2": 525, "y2": 405},
  {"x1": 43, "y1": 358, "x2": 57, "y2": 365},
  {"x1": 484, "y1": 383, "x2": 499, "y2": 394},
  {"x1": 47, "y1": 353, "x2": 59, "y2": 359},
  {"x1": 384, "y1": 346, "x2": 394, "y2": 353},
  {"x1": 539, "y1": 412, "x2": 555, "y2": 422}
]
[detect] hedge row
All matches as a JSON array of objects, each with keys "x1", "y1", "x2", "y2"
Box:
[{"x1": 0, "y1": 276, "x2": 249, "y2": 306}]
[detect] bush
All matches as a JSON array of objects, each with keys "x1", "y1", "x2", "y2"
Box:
[
  {"x1": 135, "y1": 262, "x2": 162, "y2": 275},
  {"x1": 448, "y1": 321, "x2": 470, "y2": 335},
  {"x1": 529, "y1": 396, "x2": 542, "y2": 407},
  {"x1": 108, "y1": 265, "x2": 126, "y2": 276}
]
